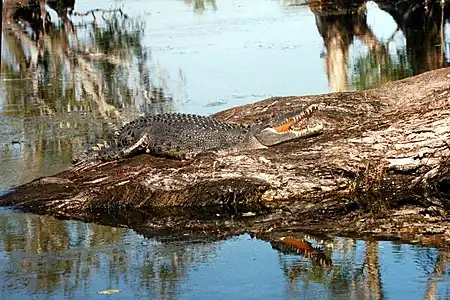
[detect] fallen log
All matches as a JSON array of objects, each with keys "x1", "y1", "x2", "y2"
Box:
[{"x1": 2, "y1": 67, "x2": 450, "y2": 247}]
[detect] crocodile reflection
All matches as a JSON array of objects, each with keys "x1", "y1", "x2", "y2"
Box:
[{"x1": 272, "y1": 236, "x2": 332, "y2": 267}]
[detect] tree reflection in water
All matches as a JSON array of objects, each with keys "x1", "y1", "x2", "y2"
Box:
[
  {"x1": 0, "y1": 210, "x2": 218, "y2": 299},
  {"x1": 0, "y1": 2, "x2": 174, "y2": 189},
  {"x1": 278, "y1": 236, "x2": 449, "y2": 299},
  {"x1": 0, "y1": 213, "x2": 448, "y2": 299},
  {"x1": 183, "y1": 0, "x2": 217, "y2": 13},
  {"x1": 310, "y1": 0, "x2": 450, "y2": 91}
]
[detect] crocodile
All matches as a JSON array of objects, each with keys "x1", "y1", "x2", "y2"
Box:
[{"x1": 72, "y1": 103, "x2": 322, "y2": 169}]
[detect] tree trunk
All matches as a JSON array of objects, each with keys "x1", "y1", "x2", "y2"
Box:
[{"x1": 2, "y1": 67, "x2": 450, "y2": 246}]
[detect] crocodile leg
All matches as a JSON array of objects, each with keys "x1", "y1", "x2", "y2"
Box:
[
  {"x1": 120, "y1": 133, "x2": 149, "y2": 158},
  {"x1": 71, "y1": 133, "x2": 150, "y2": 172}
]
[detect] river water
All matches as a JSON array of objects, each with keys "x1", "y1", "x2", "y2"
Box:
[{"x1": 0, "y1": 0, "x2": 449, "y2": 298}]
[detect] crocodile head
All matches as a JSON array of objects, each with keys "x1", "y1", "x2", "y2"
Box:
[{"x1": 253, "y1": 103, "x2": 323, "y2": 146}]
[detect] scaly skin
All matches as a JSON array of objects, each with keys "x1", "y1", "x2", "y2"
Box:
[{"x1": 72, "y1": 103, "x2": 322, "y2": 169}]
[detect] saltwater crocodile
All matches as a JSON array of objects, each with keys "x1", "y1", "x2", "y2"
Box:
[{"x1": 73, "y1": 103, "x2": 322, "y2": 169}]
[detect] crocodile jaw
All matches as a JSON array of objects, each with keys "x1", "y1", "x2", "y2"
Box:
[
  {"x1": 254, "y1": 122, "x2": 323, "y2": 146},
  {"x1": 273, "y1": 104, "x2": 319, "y2": 133}
]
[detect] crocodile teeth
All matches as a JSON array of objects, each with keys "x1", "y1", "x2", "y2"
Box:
[
  {"x1": 289, "y1": 105, "x2": 319, "y2": 127},
  {"x1": 291, "y1": 104, "x2": 318, "y2": 123},
  {"x1": 290, "y1": 122, "x2": 323, "y2": 136}
]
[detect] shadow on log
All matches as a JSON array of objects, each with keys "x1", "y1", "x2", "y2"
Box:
[{"x1": 2, "y1": 67, "x2": 450, "y2": 247}]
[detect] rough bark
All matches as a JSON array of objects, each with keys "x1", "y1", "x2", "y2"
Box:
[{"x1": 2, "y1": 67, "x2": 450, "y2": 247}]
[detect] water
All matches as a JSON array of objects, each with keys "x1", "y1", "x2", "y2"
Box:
[
  {"x1": 1, "y1": 0, "x2": 450, "y2": 298},
  {"x1": 0, "y1": 208, "x2": 448, "y2": 299}
]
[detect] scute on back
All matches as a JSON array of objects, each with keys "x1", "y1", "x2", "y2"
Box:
[{"x1": 115, "y1": 113, "x2": 252, "y2": 158}]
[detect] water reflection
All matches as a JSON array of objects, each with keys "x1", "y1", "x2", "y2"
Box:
[
  {"x1": 278, "y1": 237, "x2": 449, "y2": 299},
  {"x1": 2, "y1": 4, "x2": 171, "y2": 117},
  {"x1": 311, "y1": 0, "x2": 450, "y2": 91},
  {"x1": 0, "y1": 210, "x2": 448, "y2": 299},
  {"x1": 183, "y1": 0, "x2": 217, "y2": 13},
  {"x1": 0, "y1": 208, "x2": 218, "y2": 299},
  {"x1": 0, "y1": 1, "x2": 174, "y2": 190}
]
